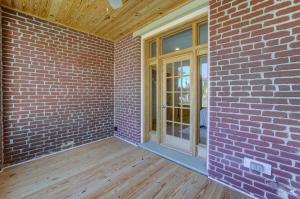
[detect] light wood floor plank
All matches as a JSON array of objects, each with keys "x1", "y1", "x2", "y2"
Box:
[
  {"x1": 23, "y1": 148, "x2": 146, "y2": 199},
  {"x1": 172, "y1": 173, "x2": 209, "y2": 199},
  {"x1": 131, "y1": 169, "x2": 179, "y2": 199},
  {"x1": 90, "y1": 156, "x2": 165, "y2": 198},
  {"x1": 0, "y1": 137, "x2": 252, "y2": 199},
  {"x1": 138, "y1": 167, "x2": 194, "y2": 199}
]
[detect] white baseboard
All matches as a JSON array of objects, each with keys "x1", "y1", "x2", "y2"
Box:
[{"x1": 114, "y1": 135, "x2": 138, "y2": 147}]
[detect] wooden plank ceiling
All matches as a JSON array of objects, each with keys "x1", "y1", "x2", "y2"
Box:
[{"x1": 1, "y1": 0, "x2": 192, "y2": 41}]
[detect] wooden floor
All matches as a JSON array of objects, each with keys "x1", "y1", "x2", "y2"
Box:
[{"x1": 0, "y1": 137, "x2": 251, "y2": 199}]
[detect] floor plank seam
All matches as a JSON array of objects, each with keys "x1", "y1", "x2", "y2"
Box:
[{"x1": 2, "y1": 136, "x2": 115, "y2": 171}]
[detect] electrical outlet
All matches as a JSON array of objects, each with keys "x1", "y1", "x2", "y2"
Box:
[{"x1": 244, "y1": 157, "x2": 272, "y2": 175}]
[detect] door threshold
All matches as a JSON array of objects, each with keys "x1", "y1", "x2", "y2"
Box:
[
  {"x1": 161, "y1": 143, "x2": 192, "y2": 156},
  {"x1": 139, "y1": 141, "x2": 207, "y2": 176}
]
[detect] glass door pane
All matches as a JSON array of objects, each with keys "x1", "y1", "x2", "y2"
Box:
[
  {"x1": 150, "y1": 41, "x2": 157, "y2": 57},
  {"x1": 163, "y1": 56, "x2": 192, "y2": 153},
  {"x1": 180, "y1": 61, "x2": 191, "y2": 140},
  {"x1": 162, "y1": 29, "x2": 193, "y2": 54},
  {"x1": 199, "y1": 55, "x2": 208, "y2": 145},
  {"x1": 199, "y1": 23, "x2": 208, "y2": 45},
  {"x1": 151, "y1": 66, "x2": 157, "y2": 131}
]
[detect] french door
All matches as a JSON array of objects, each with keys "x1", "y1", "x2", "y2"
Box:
[{"x1": 162, "y1": 54, "x2": 194, "y2": 153}]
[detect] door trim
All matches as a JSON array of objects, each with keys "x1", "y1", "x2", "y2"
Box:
[{"x1": 141, "y1": 10, "x2": 209, "y2": 159}]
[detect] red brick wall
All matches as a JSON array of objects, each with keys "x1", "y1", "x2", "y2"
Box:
[
  {"x1": 209, "y1": 0, "x2": 300, "y2": 198},
  {"x1": 0, "y1": 7, "x2": 3, "y2": 170},
  {"x1": 114, "y1": 34, "x2": 141, "y2": 144},
  {"x1": 2, "y1": 8, "x2": 114, "y2": 165}
]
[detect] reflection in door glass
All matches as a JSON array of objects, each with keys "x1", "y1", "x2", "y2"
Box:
[
  {"x1": 174, "y1": 62, "x2": 181, "y2": 76},
  {"x1": 151, "y1": 67, "x2": 157, "y2": 131},
  {"x1": 174, "y1": 77, "x2": 181, "y2": 92},
  {"x1": 182, "y1": 109, "x2": 190, "y2": 124},
  {"x1": 181, "y1": 93, "x2": 190, "y2": 106},
  {"x1": 174, "y1": 92, "x2": 180, "y2": 107},
  {"x1": 174, "y1": 108, "x2": 181, "y2": 123},
  {"x1": 167, "y1": 108, "x2": 173, "y2": 121},
  {"x1": 199, "y1": 55, "x2": 208, "y2": 146},
  {"x1": 200, "y1": 56, "x2": 208, "y2": 108},
  {"x1": 166, "y1": 63, "x2": 173, "y2": 77},
  {"x1": 199, "y1": 23, "x2": 208, "y2": 45},
  {"x1": 167, "y1": 122, "x2": 173, "y2": 135},
  {"x1": 162, "y1": 29, "x2": 193, "y2": 54},
  {"x1": 181, "y1": 76, "x2": 190, "y2": 92},
  {"x1": 182, "y1": 124, "x2": 190, "y2": 140},
  {"x1": 174, "y1": 123, "x2": 181, "y2": 138},
  {"x1": 167, "y1": 93, "x2": 173, "y2": 106},
  {"x1": 181, "y1": 60, "x2": 190, "y2": 75},
  {"x1": 150, "y1": 41, "x2": 157, "y2": 57},
  {"x1": 164, "y1": 57, "x2": 192, "y2": 146},
  {"x1": 166, "y1": 78, "x2": 173, "y2": 92}
]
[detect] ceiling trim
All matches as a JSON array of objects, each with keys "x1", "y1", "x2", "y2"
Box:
[
  {"x1": 140, "y1": 5, "x2": 209, "y2": 40},
  {"x1": 113, "y1": 0, "x2": 193, "y2": 42},
  {"x1": 134, "y1": 0, "x2": 209, "y2": 38},
  {"x1": 0, "y1": 5, "x2": 114, "y2": 42}
]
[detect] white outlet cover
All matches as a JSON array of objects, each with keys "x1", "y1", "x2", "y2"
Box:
[{"x1": 244, "y1": 157, "x2": 272, "y2": 176}]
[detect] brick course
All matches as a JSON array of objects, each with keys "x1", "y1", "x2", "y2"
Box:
[
  {"x1": 114, "y1": 34, "x2": 141, "y2": 144},
  {"x1": 209, "y1": 0, "x2": 300, "y2": 198},
  {"x1": 2, "y1": 8, "x2": 114, "y2": 165},
  {"x1": 0, "y1": 7, "x2": 3, "y2": 170}
]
